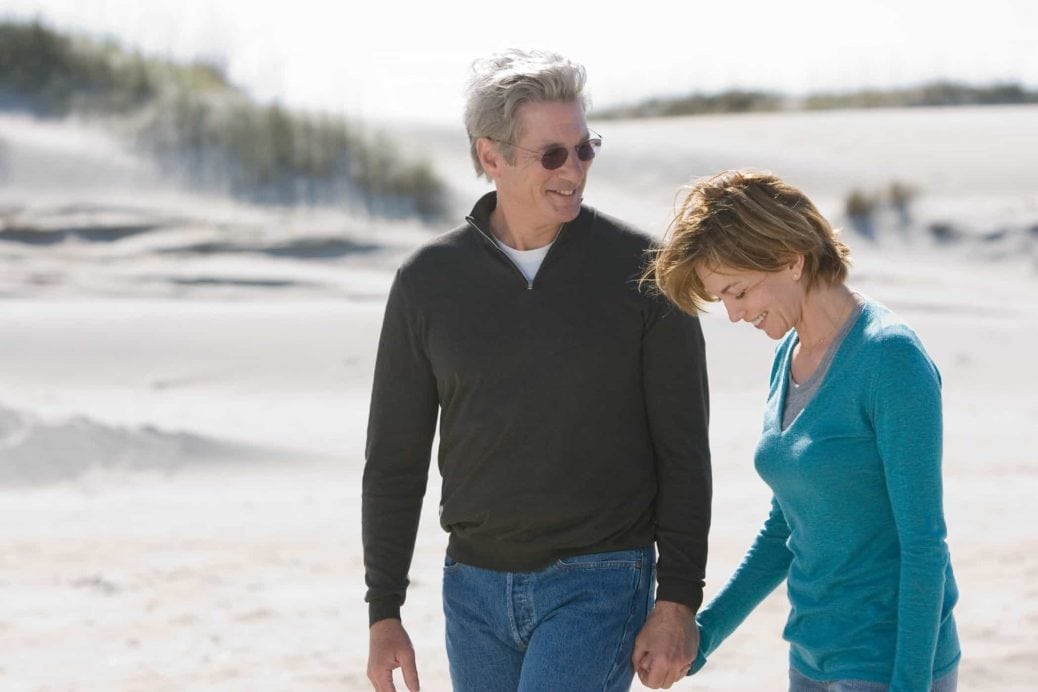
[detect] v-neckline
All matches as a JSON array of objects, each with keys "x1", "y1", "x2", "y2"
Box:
[{"x1": 774, "y1": 301, "x2": 866, "y2": 433}]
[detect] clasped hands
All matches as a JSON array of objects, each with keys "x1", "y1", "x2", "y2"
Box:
[{"x1": 632, "y1": 600, "x2": 699, "y2": 689}]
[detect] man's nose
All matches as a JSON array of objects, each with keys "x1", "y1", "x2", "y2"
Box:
[{"x1": 559, "y1": 146, "x2": 587, "y2": 178}]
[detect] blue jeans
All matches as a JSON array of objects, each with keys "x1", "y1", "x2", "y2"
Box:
[
  {"x1": 788, "y1": 666, "x2": 958, "y2": 691},
  {"x1": 442, "y1": 546, "x2": 655, "y2": 692}
]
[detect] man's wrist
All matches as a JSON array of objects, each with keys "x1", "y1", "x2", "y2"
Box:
[
  {"x1": 654, "y1": 582, "x2": 704, "y2": 614},
  {"x1": 652, "y1": 600, "x2": 695, "y2": 617}
]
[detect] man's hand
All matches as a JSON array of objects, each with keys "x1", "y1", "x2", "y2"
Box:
[
  {"x1": 367, "y1": 618, "x2": 420, "y2": 692},
  {"x1": 631, "y1": 601, "x2": 699, "y2": 689}
]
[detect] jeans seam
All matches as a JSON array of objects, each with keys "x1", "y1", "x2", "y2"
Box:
[
  {"x1": 602, "y1": 547, "x2": 651, "y2": 690},
  {"x1": 556, "y1": 552, "x2": 642, "y2": 569},
  {"x1": 505, "y1": 571, "x2": 527, "y2": 650},
  {"x1": 556, "y1": 561, "x2": 641, "y2": 570}
]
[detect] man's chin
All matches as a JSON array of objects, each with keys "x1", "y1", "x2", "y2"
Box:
[{"x1": 553, "y1": 196, "x2": 583, "y2": 222}]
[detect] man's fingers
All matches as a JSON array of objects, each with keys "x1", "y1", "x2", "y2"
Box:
[
  {"x1": 641, "y1": 660, "x2": 691, "y2": 689},
  {"x1": 368, "y1": 620, "x2": 417, "y2": 692},
  {"x1": 368, "y1": 666, "x2": 397, "y2": 692},
  {"x1": 664, "y1": 662, "x2": 693, "y2": 688},
  {"x1": 632, "y1": 647, "x2": 649, "y2": 684},
  {"x1": 400, "y1": 649, "x2": 421, "y2": 692},
  {"x1": 643, "y1": 655, "x2": 670, "y2": 689},
  {"x1": 631, "y1": 640, "x2": 648, "y2": 668},
  {"x1": 634, "y1": 651, "x2": 652, "y2": 685},
  {"x1": 660, "y1": 670, "x2": 682, "y2": 689},
  {"x1": 661, "y1": 662, "x2": 692, "y2": 688}
]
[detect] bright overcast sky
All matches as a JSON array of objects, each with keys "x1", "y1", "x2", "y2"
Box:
[{"x1": 4, "y1": 0, "x2": 1037, "y2": 125}]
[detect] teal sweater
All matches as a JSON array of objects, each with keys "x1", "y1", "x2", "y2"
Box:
[{"x1": 694, "y1": 299, "x2": 960, "y2": 691}]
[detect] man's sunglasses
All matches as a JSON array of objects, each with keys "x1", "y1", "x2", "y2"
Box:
[{"x1": 493, "y1": 130, "x2": 603, "y2": 171}]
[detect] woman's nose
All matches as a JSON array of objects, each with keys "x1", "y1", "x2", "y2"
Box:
[{"x1": 723, "y1": 299, "x2": 742, "y2": 323}]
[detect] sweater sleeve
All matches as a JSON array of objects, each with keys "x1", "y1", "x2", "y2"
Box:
[
  {"x1": 871, "y1": 334, "x2": 949, "y2": 691},
  {"x1": 641, "y1": 298, "x2": 712, "y2": 612},
  {"x1": 691, "y1": 496, "x2": 793, "y2": 673},
  {"x1": 362, "y1": 269, "x2": 440, "y2": 625}
]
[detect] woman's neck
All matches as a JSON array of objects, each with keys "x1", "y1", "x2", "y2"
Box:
[{"x1": 795, "y1": 283, "x2": 858, "y2": 356}]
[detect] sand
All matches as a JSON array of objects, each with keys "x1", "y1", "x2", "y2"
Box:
[{"x1": 1, "y1": 107, "x2": 1035, "y2": 690}]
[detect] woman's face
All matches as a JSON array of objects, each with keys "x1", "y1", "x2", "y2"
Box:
[{"x1": 695, "y1": 259, "x2": 805, "y2": 340}]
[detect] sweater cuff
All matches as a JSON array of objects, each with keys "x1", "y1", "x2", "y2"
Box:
[
  {"x1": 655, "y1": 581, "x2": 704, "y2": 614},
  {"x1": 689, "y1": 650, "x2": 708, "y2": 675},
  {"x1": 688, "y1": 609, "x2": 716, "y2": 675},
  {"x1": 368, "y1": 598, "x2": 402, "y2": 626}
]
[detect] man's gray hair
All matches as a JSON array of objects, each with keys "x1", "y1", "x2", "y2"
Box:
[{"x1": 464, "y1": 49, "x2": 589, "y2": 180}]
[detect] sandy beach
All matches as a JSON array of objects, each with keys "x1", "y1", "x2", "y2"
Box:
[{"x1": 1, "y1": 107, "x2": 1036, "y2": 690}]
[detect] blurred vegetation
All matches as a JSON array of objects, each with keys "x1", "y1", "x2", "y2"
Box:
[
  {"x1": 594, "y1": 81, "x2": 1038, "y2": 120},
  {"x1": 845, "y1": 189, "x2": 879, "y2": 219},
  {"x1": 0, "y1": 20, "x2": 447, "y2": 220},
  {"x1": 803, "y1": 82, "x2": 1038, "y2": 110},
  {"x1": 843, "y1": 181, "x2": 920, "y2": 240},
  {"x1": 594, "y1": 90, "x2": 784, "y2": 119}
]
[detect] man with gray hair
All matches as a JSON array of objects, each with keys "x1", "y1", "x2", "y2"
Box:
[{"x1": 363, "y1": 48, "x2": 711, "y2": 691}]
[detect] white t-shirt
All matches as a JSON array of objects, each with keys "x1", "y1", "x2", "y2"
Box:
[{"x1": 494, "y1": 238, "x2": 554, "y2": 283}]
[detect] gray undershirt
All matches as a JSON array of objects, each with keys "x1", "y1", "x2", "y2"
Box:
[{"x1": 782, "y1": 300, "x2": 864, "y2": 430}]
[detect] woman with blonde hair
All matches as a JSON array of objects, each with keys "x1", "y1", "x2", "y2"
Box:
[{"x1": 649, "y1": 170, "x2": 960, "y2": 691}]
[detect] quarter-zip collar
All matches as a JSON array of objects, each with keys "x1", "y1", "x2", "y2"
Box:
[{"x1": 465, "y1": 191, "x2": 580, "y2": 289}]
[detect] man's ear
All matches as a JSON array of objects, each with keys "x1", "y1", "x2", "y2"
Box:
[{"x1": 476, "y1": 137, "x2": 505, "y2": 179}]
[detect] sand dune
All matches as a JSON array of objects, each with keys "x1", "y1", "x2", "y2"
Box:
[{"x1": 0, "y1": 403, "x2": 279, "y2": 484}]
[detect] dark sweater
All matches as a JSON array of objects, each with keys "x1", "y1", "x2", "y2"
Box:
[{"x1": 363, "y1": 192, "x2": 711, "y2": 625}]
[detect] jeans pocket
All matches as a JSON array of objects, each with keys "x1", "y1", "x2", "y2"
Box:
[
  {"x1": 556, "y1": 547, "x2": 646, "y2": 570},
  {"x1": 443, "y1": 554, "x2": 463, "y2": 573}
]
